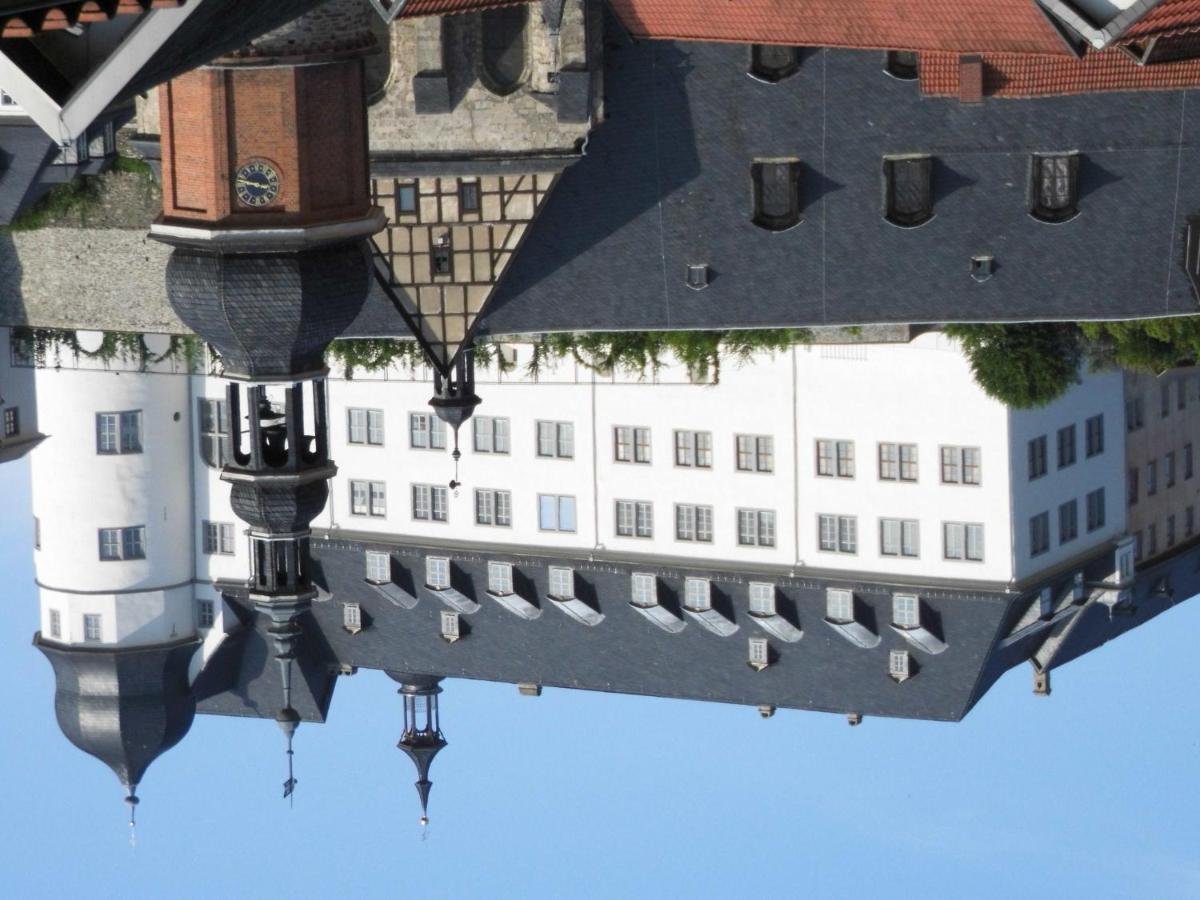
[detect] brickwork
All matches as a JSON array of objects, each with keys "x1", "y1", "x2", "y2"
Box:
[{"x1": 160, "y1": 69, "x2": 228, "y2": 218}]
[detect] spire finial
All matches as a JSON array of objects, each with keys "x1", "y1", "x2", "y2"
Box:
[{"x1": 125, "y1": 786, "x2": 139, "y2": 849}]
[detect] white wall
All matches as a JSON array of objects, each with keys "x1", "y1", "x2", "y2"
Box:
[
  {"x1": 39, "y1": 584, "x2": 196, "y2": 645},
  {"x1": 0, "y1": 327, "x2": 38, "y2": 457}
]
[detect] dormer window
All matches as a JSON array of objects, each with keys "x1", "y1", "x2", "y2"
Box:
[
  {"x1": 441, "y1": 610, "x2": 462, "y2": 643},
  {"x1": 748, "y1": 44, "x2": 800, "y2": 83},
  {"x1": 426, "y1": 556, "x2": 450, "y2": 590},
  {"x1": 684, "y1": 577, "x2": 711, "y2": 611},
  {"x1": 892, "y1": 593, "x2": 919, "y2": 628},
  {"x1": 752, "y1": 160, "x2": 802, "y2": 231},
  {"x1": 1029, "y1": 153, "x2": 1080, "y2": 224},
  {"x1": 488, "y1": 561, "x2": 513, "y2": 596},
  {"x1": 889, "y1": 649, "x2": 912, "y2": 682},
  {"x1": 365, "y1": 550, "x2": 390, "y2": 584},
  {"x1": 549, "y1": 566, "x2": 575, "y2": 600},
  {"x1": 343, "y1": 603, "x2": 363, "y2": 634},
  {"x1": 748, "y1": 636, "x2": 771, "y2": 671},
  {"x1": 884, "y1": 50, "x2": 919, "y2": 80},
  {"x1": 749, "y1": 582, "x2": 775, "y2": 616},
  {"x1": 631, "y1": 572, "x2": 657, "y2": 607},
  {"x1": 882, "y1": 155, "x2": 933, "y2": 228},
  {"x1": 826, "y1": 588, "x2": 853, "y2": 623}
]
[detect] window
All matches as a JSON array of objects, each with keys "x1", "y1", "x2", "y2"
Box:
[
  {"x1": 878, "y1": 443, "x2": 918, "y2": 481},
  {"x1": 883, "y1": 155, "x2": 933, "y2": 228},
  {"x1": 738, "y1": 435, "x2": 775, "y2": 473},
  {"x1": 631, "y1": 573, "x2": 657, "y2": 607},
  {"x1": 475, "y1": 489, "x2": 512, "y2": 527},
  {"x1": 1086, "y1": 488, "x2": 1106, "y2": 532},
  {"x1": 1085, "y1": 415, "x2": 1104, "y2": 457},
  {"x1": 538, "y1": 494, "x2": 576, "y2": 532},
  {"x1": 815, "y1": 439, "x2": 852, "y2": 478},
  {"x1": 818, "y1": 514, "x2": 857, "y2": 554},
  {"x1": 737, "y1": 509, "x2": 776, "y2": 547},
  {"x1": 1028, "y1": 436, "x2": 1047, "y2": 480},
  {"x1": 889, "y1": 649, "x2": 911, "y2": 680},
  {"x1": 1147, "y1": 460, "x2": 1158, "y2": 496},
  {"x1": 1059, "y1": 499, "x2": 1078, "y2": 544},
  {"x1": 549, "y1": 566, "x2": 575, "y2": 599},
  {"x1": 941, "y1": 446, "x2": 981, "y2": 484},
  {"x1": 410, "y1": 413, "x2": 446, "y2": 450},
  {"x1": 749, "y1": 582, "x2": 775, "y2": 615},
  {"x1": 2, "y1": 407, "x2": 17, "y2": 437},
  {"x1": 945, "y1": 521, "x2": 985, "y2": 561},
  {"x1": 412, "y1": 484, "x2": 447, "y2": 522},
  {"x1": 351, "y1": 481, "x2": 387, "y2": 517},
  {"x1": 892, "y1": 594, "x2": 919, "y2": 628},
  {"x1": 426, "y1": 556, "x2": 450, "y2": 589},
  {"x1": 748, "y1": 636, "x2": 770, "y2": 669},
  {"x1": 488, "y1": 561, "x2": 514, "y2": 595},
  {"x1": 343, "y1": 603, "x2": 362, "y2": 631},
  {"x1": 676, "y1": 504, "x2": 714, "y2": 542},
  {"x1": 203, "y1": 521, "x2": 235, "y2": 555},
  {"x1": 1167, "y1": 452, "x2": 1177, "y2": 488},
  {"x1": 615, "y1": 500, "x2": 654, "y2": 538},
  {"x1": 1181, "y1": 378, "x2": 1189, "y2": 410},
  {"x1": 198, "y1": 599, "x2": 215, "y2": 629},
  {"x1": 397, "y1": 182, "x2": 417, "y2": 214},
  {"x1": 348, "y1": 408, "x2": 384, "y2": 446},
  {"x1": 1029, "y1": 512, "x2": 1050, "y2": 557},
  {"x1": 83, "y1": 614, "x2": 102, "y2": 643},
  {"x1": 480, "y1": 4, "x2": 528, "y2": 94},
  {"x1": 365, "y1": 551, "x2": 390, "y2": 584},
  {"x1": 536, "y1": 421, "x2": 574, "y2": 459},
  {"x1": 1029, "y1": 153, "x2": 1080, "y2": 223},
  {"x1": 674, "y1": 431, "x2": 713, "y2": 468},
  {"x1": 749, "y1": 44, "x2": 801, "y2": 82},
  {"x1": 99, "y1": 526, "x2": 145, "y2": 561},
  {"x1": 1162, "y1": 382, "x2": 1171, "y2": 418},
  {"x1": 1187, "y1": 444, "x2": 1194, "y2": 480},
  {"x1": 614, "y1": 426, "x2": 652, "y2": 464},
  {"x1": 199, "y1": 399, "x2": 230, "y2": 468},
  {"x1": 880, "y1": 518, "x2": 919, "y2": 558},
  {"x1": 1128, "y1": 467, "x2": 1139, "y2": 506},
  {"x1": 684, "y1": 578, "x2": 711, "y2": 611},
  {"x1": 460, "y1": 180, "x2": 480, "y2": 213},
  {"x1": 431, "y1": 237, "x2": 452, "y2": 276},
  {"x1": 1057, "y1": 425, "x2": 1076, "y2": 469},
  {"x1": 751, "y1": 159, "x2": 802, "y2": 231},
  {"x1": 96, "y1": 410, "x2": 142, "y2": 454},
  {"x1": 1126, "y1": 396, "x2": 1144, "y2": 432},
  {"x1": 474, "y1": 416, "x2": 510, "y2": 454},
  {"x1": 826, "y1": 588, "x2": 853, "y2": 622},
  {"x1": 48, "y1": 609, "x2": 60, "y2": 638}
]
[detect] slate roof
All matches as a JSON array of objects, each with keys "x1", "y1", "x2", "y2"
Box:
[
  {"x1": 474, "y1": 41, "x2": 1200, "y2": 335},
  {"x1": 605, "y1": 0, "x2": 1075, "y2": 55},
  {"x1": 0, "y1": 122, "x2": 54, "y2": 226}
]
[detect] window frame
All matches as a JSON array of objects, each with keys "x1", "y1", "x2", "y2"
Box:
[
  {"x1": 96, "y1": 410, "x2": 143, "y2": 455},
  {"x1": 487, "y1": 561, "x2": 514, "y2": 596},
  {"x1": 817, "y1": 514, "x2": 857, "y2": 554},
  {"x1": 473, "y1": 416, "x2": 511, "y2": 454},
  {"x1": 882, "y1": 154, "x2": 934, "y2": 228},
  {"x1": 538, "y1": 494, "x2": 577, "y2": 533},
  {"x1": 1085, "y1": 414, "x2": 1104, "y2": 457},
  {"x1": 1029, "y1": 152, "x2": 1081, "y2": 224},
  {"x1": 943, "y1": 521, "x2": 984, "y2": 562},
  {"x1": 737, "y1": 508, "x2": 777, "y2": 548},
  {"x1": 536, "y1": 420, "x2": 574, "y2": 460},
  {"x1": 939, "y1": 445, "x2": 981, "y2": 485},
  {"x1": 880, "y1": 518, "x2": 919, "y2": 558}
]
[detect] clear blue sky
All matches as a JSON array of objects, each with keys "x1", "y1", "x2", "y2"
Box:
[{"x1": 2, "y1": 454, "x2": 1199, "y2": 900}]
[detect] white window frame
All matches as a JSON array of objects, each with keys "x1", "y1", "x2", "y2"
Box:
[
  {"x1": 892, "y1": 593, "x2": 919, "y2": 628},
  {"x1": 749, "y1": 582, "x2": 775, "y2": 615},
  {"x1": 684, "y1": 577, "x2": 711, "y2": 611},
  {"x1": 83, "y1": 614, "x2": 102, "y2": 643},
  {"x1": 826, "y1": 588, "x2": 853, "y2": 622},
  {"x1": 474, "y1": 416, "x2": 511, "y2": 454},
  {"x1": 631, "y1": 572, "x2": 657, "y2": 607},
  {"x1": 944, "y1": 521, "x2": 985, "y2": 561},
  {"x1": 365, "y1": 550, "x2": 391, "y2": 583},
  {"x1": 549, "y1": 566, "x2": 575, "y2": 599},
  {"x1": 818, "y1": 514, "x2": 857, "y2": 554},
  {"x1": 615, "y1": 500, "x2": 653, "y2": 538},
  {"x1": 737, "y1": 509, "x2": 776, "y2": 547},
  {"x1": 410, "y1": 412, "x2": 446, "y2": 450},
  {"x1": 737, "y1": 434, "x2": 775, "y2": 473},
  {"x1": 674, "y1": 430, "x2": 712, "y2": 468},
  {"x1": 675, "y1": 504, "x2": 714, "y2": 543},
  {"x1": 889, "y1": 649, "x2": 911, "y2": 679},
  {"x1": 940, "y1": 445, "x2": 981, "y2": 485},
  {"x1": 538, "y1": 494, "x2": 577, "y2": 532},
  {"x1": 536, "y1": 421, "x2": 574, "y2": 459},
  {"x1": 426, "y1": 556, "x2": 451, "y2": 589},
  {"x1": 487, "y1": 561, "x2": 514, "y2": 595},
  {"x1": 879, "y1": 518, "x2": 919, "y2": 558},
  {"x1": 348, "y1": 408, "x2": 384, "y2": 446},
  {"x1": 412, "y1": 484, "x2": 448, "y2": 522}
]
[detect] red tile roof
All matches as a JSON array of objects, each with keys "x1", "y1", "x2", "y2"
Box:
[
  {"x1": 919, "y1": 47, "x2": 1200, "y2": 97},
  {"x1": 607, "y1": 0, "x2": 1076, "y2": 56},
  {"x1": 1123, "y1": 0, "x2": 1200, "y2": 39},
  {"x1": 402, "y1": 0, "x2": 531, "y2": 15}
]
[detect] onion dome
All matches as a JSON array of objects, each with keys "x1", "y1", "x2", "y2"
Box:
[
  {"x1": 35, "y1": 636, "x2": 199, "y2": 791},
  {"x1": 165, "y1": 242, "x2": 372, "y2": 380},
  {"x1": 230, "y1": 480, "x2": 330, "y2": 533}
]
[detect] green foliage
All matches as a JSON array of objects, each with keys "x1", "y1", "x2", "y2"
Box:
[
  {"x1": 944, "y1": 323, "x2": 1083, "y2": 409},
  {"x1": 326, "y1": 338, "x2": 424, "y2": 380},
  {"x1": 110, "y1": 155, "x2": 154, "y2": 177},
  {"x1": 4, "y1": 176, "x2": 103, "y2": 232},
  {"x1": 1079, "y1": 318, "x2": 1200, "y2": 374}
]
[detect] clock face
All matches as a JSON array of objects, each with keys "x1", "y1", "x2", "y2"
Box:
[{"x1": 234, "y1": 159, "x2": 281, "y2": 208}]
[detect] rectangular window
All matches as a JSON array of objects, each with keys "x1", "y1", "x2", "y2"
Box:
[
  {"x1": 684, "y1": 578, "x2": 711, "y2": 611},
  {"x1": 48, "y1": 609, "x2": 61, "y2": 638},
  {"x1": 83, "y1": 614, "x2": 102, "y2": 642},
  {"x1": 818, "y1": 514, "x2": 857, "y2": 554},
  {"x1": 343, "y1": 603, "x2": 362, "y2": 631},
  {"x1": 99, "y1": 528, "x2": 121, "y2": 560},
  {"x1": 1162, "y1": 382, "x2": 1171, "y2": 418},
  {"x1": 202, "y1": 521, "x2": 235, "y2": 555},
  {"x1": 348, "y1": 408, "x2": 384, "y2": 445},
  {"x1": 941, "y1": 446, "x2": 981, "y2": 484},
  {"x1": 488, "y1": 561, "x2": 514, "y2": 595},
  {"x1": 1028, "y1": 435, "x2": 1047, "y2": 480},
  {"x1": 1126, "y1": 396, "x2": 1144, "y2": 432},
  {"x1": 96, "y1": 411, "x2": 142, "y2": 454},
  {"x1": 426, "y1": 556, "x2": 450, "y2": 589},
  {"x1": 879, "y1": 443, "x2": 917, "y2": 481},
  {"x1": 538, "y1": 494, "x2": 577, "y2": 532},
  {"x1": 199, "y1": 399, "x2": 230, "y2": 468},
  {"x1": 749, "y1": 582, "x2": 775, "y2": 615},
  {"x1": 1029, "y1": 512, "x2": 1050, "y2": 557},
  {"x1": 893, "y1": 594, "x2": 919, "y2": 628},
  {"x1": 880, "y1": 518, "x2": 919, "y2": 558},
  {"x1": 631, "y1": 573, "x2": 657, "y2": 607},
  {"x1": 1167, "y1": 452, "x2": 1177, "y2": 488},
  {"x1": 198, "y1": 599, "x2": 215, "y2": 629},
  {"x1": 365, "y1": 551, "x2": 390, "y2": 583},
  {"x1": 1086, "y1": 488, "x2": 1106, "y2": 532},
  {"x1": 614, "y1": 426, "x2": 652, "y2": 464},
  {"x1": 351, "y1": 481, "x2": 387, "y2": 517},
  {"x1": 889, "y1": 649, "x2": 911, "y2": 679},
  {"x1": 473, "y1": 416, "x2": 510, "y2": 454},
  {"x1": 1057, "y1": 425, "x2": 1076, "y2": 469},
  {"x1": 411, "y1": 484, "x2": 447, "y2": 522},
  {"x1": 409, "y1": 413, "x2": 446, "y2": 450},
  {"x1": 99, "y1": 526, "x2": 145, "y2": 561},
  {"x1": 460, "y1": 180, "x2": 480, "y2": 213},
  {"x1": 474, "y1": 489, "x2": 512, "y2": 527},
  {"x1": 549, "y1": 566, "x2": 575, "y2": 599},
  {"x1": 674, "y1": 430, "x2": 712, "y2": 468},
  {"x1": 826, "y1": 588, "x2": 853, "y2": 622},
  {"x1": 1147, "y1": 461, "x2": 1158, "y2": 496},
  {"x1": 944, "y1": 522, "x2": 985, "y2": 561},
  {"x1": 675, "y1": 504, "x2": 714, "y2": 542},
  {"x1": 737, "y1": 509, "x2": 776, "y2": 547},
  {"x1": 738, "y1": 435, "x2": 775, "y2": 473},
  {"x1": 1085, "y1": 414, "x2": 1104, "y2": 457},
  {"x1": 615, "y1": 500, "x2": 653, "y2": 538},
  {"x1": 1128, "y1": 467, "x2": 1139, "y2": 506},
  {"x1": 2, "y1": 406, "x2": 17, "y2": 437},
  {"x1": 370, "y1": 482, "x2": 387, "y2": 517},
  {"x1": 1059, "y1": 499, "x2": 1078, "y2": 544},
  {"x1": 397, "y1": 182, "x2": 417, "y2": 213},
  {"x1": 536, "y1": 421, "x2": 574, "y2": 459}
]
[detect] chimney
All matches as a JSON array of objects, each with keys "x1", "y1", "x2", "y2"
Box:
[{"x1": 959, "y1": 55, "x2": 983, "y2": 105}]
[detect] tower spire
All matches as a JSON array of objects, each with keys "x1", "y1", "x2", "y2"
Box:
[
  {"x1": 125, "y1": 785, "x2": 139, "y2": 849},
  {"x1": 390, "y1": 674, "x2": 447, "y2": 826},
  {"x1": 430, "y1": 349, "x2": 481, "y2": 492}
]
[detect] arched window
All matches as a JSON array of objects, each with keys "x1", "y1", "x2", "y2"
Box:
[
  {"x1": 882, "y1": 155, "x2": 933, "y2": 228},
  {"x1": 480, "y1": 5, "x2": 528, "y2": 95},
  {"x1": 751, "y1": 160, "x2": 802, "y2": 231},
  {"x1": 1029, "y1": 153, "x2": 1080, "y2": 224},
  {"x1": 884, "y1": 50, "x2": 919, "y2": 80},
  {"x1": 749, "y1": 44, "x2": 801, "y2": 83}
]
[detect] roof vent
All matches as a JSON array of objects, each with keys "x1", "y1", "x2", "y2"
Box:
[
  {"x1": 958, "y1": 55, "x2": 983, "y2": 104},
  {"x1": 970, "y1": 254, "x2": 994, "y2": 282},
  {"x1": 686, "y1": 264, "x2": 709, "y2": 290},
  {"x1": 757, "y1": 704, "x2": 776, "y2": 718}
]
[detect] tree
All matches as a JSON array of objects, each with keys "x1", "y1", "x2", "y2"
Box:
[
  {"x1": 1079, "y1": 318, "x2": 1200, "y2": 373},
  {"x1": 944, "y1": 323, "x2": 1082, "y2": 409}
]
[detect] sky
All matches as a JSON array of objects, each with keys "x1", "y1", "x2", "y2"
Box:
[{"x1": 2, "y1": 455, "x2": 1199, "y2": 900}]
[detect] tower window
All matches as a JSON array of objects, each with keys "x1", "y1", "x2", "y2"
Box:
[
  {"x1": 83, "y1": 614, "x2": 102, "y2": 643},
  {"x1": 198, "y1": 599, "x2": 215, "y2": 629},
  {"x1": 884, "y1": 50, "x2": 919, "y2": 80},
  {"x1": 48, "y1": 609, "x2": 61, "y2": 638},
  {"x1": 751, "y1": 160, "x2": 802, "y2": 231},
  {"x1": 882, "y1": 155, "x2": 933, "y2": 228},
  {"x1": 749, "y1": 44, "x2": 801, "y2": 83},
  {"x1": 1029, "y1": 154, "x2": 1080, "y2": 224},
  {"x1": 480, "y1": 4, "x2": 529, "y2": 95},
  {"x1": 99, "y1": 526, "x2": 145, "y2": 561},
  {"x1": 2, "y1": 406, "x2": 17, "y2": 437},
  {"x1": 96, "y1": 410, "x2": 142, "y2": 454}
]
